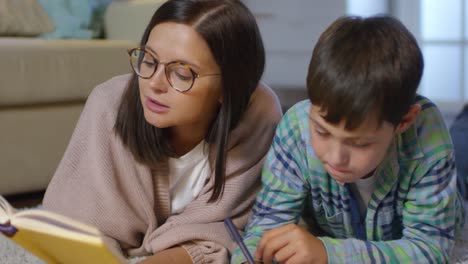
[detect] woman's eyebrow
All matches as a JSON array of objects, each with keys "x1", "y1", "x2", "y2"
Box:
[
  {"x1": 175, "y1": 59, "x2": 201, "y2": 70},
  {"x1": 144, "y1": 45, "x2": 201, "y2": 70},
  {"x1": 144, "y1": 46, "x2": 159, "y2": 57}
]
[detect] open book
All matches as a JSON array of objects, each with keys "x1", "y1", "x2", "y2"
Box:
[{"x1": 0, "y1": 195, "x2": 127, "y2": 264}]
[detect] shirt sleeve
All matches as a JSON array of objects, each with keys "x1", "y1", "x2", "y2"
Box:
[{"x1": 232, "y1": 109, "x2": 309, "y2": 264}]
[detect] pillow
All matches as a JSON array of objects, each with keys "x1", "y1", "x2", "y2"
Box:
[
  {"x1": 37, "y1": 0, "x2": 111, "y2": 39},
  {"x1": 0, "y1": 0, "x2": 55, "y2": 36}
]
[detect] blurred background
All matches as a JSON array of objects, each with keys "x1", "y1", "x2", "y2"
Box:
[
  {"x1": 1, "y1": 0, "x2": 467, "y2": 203},
  {"x1": 244, "y1": 0, "x2": 468, "y2": 119}
]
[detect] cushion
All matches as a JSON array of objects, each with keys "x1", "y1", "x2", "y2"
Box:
[
  {"x1": 105, "y1": 0, "x2": 165, "y2": 42},
  {"x1": 37, "y1": 0, "x2": 112, "y2": 39},
  {"x1": 0, "y1": 0, "x2": 55, "y2": 36},
  {"x1": 0, "y1": 37, "x2": 136, "y2": 105}
]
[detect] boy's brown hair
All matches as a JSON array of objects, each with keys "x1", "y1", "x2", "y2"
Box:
[{"x1": 307, "y1": 15, "x2": 424, "y2": 130}]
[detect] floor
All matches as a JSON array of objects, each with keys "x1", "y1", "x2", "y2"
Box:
[
  {"x1": 5, "y1": 190, "x2": 45, "y2": 209},
  {"x1": 1, "y1": 193, "x2": 467, "y2": 263}
]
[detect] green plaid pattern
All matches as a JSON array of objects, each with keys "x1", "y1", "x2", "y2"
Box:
[{"x1": 232, "y1": 96, "x2": 465, "y2": 264}]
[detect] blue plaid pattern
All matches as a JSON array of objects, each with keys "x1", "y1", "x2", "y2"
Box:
[{"x1": 232, "y1": 96, "x2": 465, "y2": 264}]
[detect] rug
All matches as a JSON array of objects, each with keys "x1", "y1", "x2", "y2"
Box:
[
  {"x1": 1, "y1": 204, "x2": 468, "y2": 263},
  {"x1": 0, "y1": 234, "x2": 146, "y2": 264},
  {"x1": 0, "y1": 203, "x2": 148, "y2": 264}
]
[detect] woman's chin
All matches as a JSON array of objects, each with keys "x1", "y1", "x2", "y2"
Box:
[{"x1": 143, "y1": 112, "x2": 171, "y2": 128}]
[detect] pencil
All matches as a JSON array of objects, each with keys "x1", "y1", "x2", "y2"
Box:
[{"x1": 224, "y1": 218, "x2": 256, "y2": 264}]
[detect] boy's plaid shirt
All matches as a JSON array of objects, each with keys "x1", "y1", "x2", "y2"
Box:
[{"x1": 232, "y1": 96, "x2": 465, "y2": 264}]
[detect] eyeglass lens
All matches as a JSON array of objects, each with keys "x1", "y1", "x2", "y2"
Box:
[{"x1": 129, "y1": 49, "x2": 195, "y2": 91}]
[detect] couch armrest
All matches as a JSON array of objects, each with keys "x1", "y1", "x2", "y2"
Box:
[{"x1": 104, "y1": 0, "x2": 166, "y2": 43}]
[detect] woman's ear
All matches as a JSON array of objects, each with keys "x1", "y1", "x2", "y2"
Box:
[{"x1": 396, "y1": 104, "x2": 421, "y2": 133}]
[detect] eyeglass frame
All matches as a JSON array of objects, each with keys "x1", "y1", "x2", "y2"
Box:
[{"x1": 127, "y1": 47, "x2": 221, "y2": 92}]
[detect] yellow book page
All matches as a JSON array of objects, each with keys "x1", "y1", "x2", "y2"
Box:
[
  {"x1": 0, "y1": 195, "x2": 14, "y2": 224},
  {"x1": 1, "y1": 195, "x2": 126, "y2": 263},
  {"x1": 11, "y1": 225, "x2": 126, "y2": 264},
  {"x1": 13, "y1": 209, "x2": 101, "y2": 236}
]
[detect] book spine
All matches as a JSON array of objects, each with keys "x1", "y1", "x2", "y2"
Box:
[{"x1": 0, "y1": 222, "x2": 18, "y2": 237}]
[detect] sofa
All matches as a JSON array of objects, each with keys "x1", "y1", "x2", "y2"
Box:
[{"x1": 0, "y1": 0, "x2": 164, "y2": 196}]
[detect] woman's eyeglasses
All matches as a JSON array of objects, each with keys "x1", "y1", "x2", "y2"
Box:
[{"x1": 127, "y1": 47, "x2": 221, "y2": 92}]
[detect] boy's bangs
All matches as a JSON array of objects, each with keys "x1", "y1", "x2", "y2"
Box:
[{"x1": 309, "y1": 69, "x2": 384, "y2": 131}]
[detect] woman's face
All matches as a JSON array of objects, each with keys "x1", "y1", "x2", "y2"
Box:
[{"x1": 138, "y1": 22, "x2": 222, "y2": 139}]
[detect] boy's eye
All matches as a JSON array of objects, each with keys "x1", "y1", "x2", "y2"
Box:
[
  {"x1": 315, "y1": 129, "x2": 329, "y2": 137},
  {"x1": 352, "y1": 142, "x2": 371, "y2": 148}
]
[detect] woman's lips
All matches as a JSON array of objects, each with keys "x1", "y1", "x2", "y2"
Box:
[{"x1": 145, "y1": 97, "x2": 169, "y2": 113}]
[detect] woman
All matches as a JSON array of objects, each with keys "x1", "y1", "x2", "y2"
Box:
[{"x1": 42, "y1": 0, "x2": 282, "y2": 263}]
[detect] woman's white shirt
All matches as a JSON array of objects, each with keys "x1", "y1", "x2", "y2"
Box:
[{"x1": 168, "y1": 141, "x2": 210, "y2": 214}]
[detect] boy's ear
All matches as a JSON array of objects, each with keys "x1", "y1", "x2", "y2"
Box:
[{"x1": 396, "y1": 104, "x2": 421, "y2": 133}]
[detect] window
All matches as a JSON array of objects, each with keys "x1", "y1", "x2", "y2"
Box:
[
  {"x1": 348, "y1": 0, "x2": 468, "y2": 112},
  {"x1": 418, "y1": 0, "x2": 467, "y2": 111},
  {"x1": 346, "y1": 0, "x2": 388, "y2": 16}
]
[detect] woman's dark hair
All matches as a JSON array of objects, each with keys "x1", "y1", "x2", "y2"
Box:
[
  {"x1": 114, "y1": 0, "x2": 265, "y2": 202},
  {"x1": 307, "y1": 15, "x2": 424, "y2": 130}
]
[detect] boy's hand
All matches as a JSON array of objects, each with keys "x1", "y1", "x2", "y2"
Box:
[{"x1": 255, "y1": 223, "x2": 327, "y2": 264}]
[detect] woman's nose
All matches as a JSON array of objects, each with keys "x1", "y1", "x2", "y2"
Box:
[{"x1": 148, "y1": 65, "x2": 169, "y2": 93}]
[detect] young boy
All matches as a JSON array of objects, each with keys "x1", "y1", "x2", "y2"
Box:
[{"x1": 232, "y1": 15, "x2": 465, "y2": 264}]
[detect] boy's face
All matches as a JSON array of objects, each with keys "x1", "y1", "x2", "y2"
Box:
[{"x1": 309, "y1": 105, "x2": 396, "y2": 183}]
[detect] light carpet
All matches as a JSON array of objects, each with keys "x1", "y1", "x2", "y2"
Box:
[{"x1": 1, "y1": 204, "x2": 467, "y2": 263}]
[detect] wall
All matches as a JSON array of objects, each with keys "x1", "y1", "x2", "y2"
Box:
[{"x1": 243, "y1": 0, "x2": 346, "y2": 108}]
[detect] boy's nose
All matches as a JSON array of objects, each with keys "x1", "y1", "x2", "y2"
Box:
[{"x1": 328, "y1": 144, "x2": 349, "y2": 167}]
